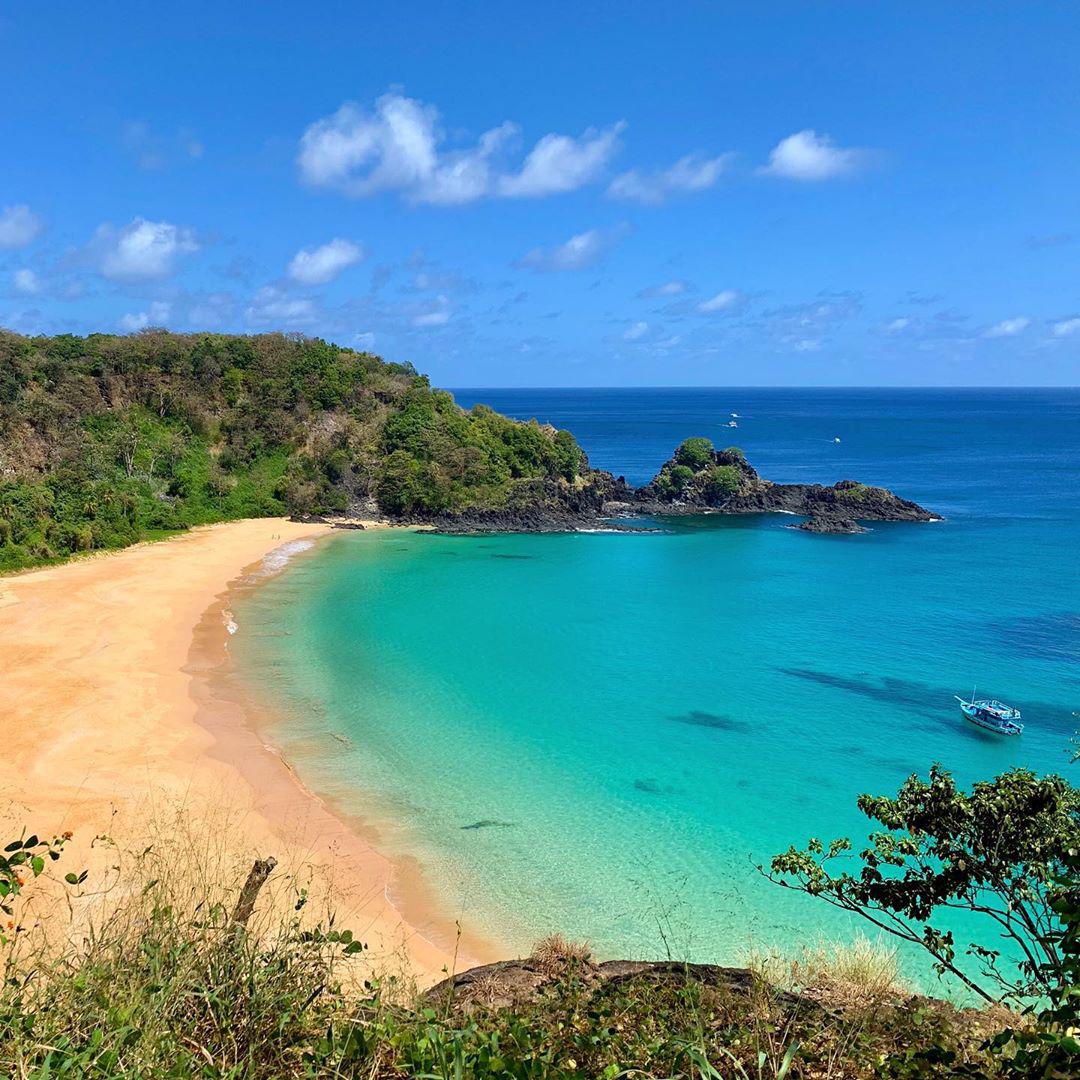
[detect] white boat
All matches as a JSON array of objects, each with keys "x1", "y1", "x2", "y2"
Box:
[
  {"x1": 955, "y1": 695, "x2": 1023, "y2": 736},
  {"x1": 725, "y1": 420, "x2": 738, "y2": 428}
]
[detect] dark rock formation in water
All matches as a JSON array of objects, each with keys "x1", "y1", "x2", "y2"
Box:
[
  {"x1": 797, "y1": 514, "x2": 868, "y2": 535},
  {"x1": 407, "y1": 438, "x2": 939, "y2": 535},
  {"x1": 633, "y1": 442, "x2": 938, "y2": 531}
]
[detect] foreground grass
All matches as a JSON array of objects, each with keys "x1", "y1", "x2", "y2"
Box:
[{"x1": 0, "y1": 828, "x2": 1009, "y2": 1078}]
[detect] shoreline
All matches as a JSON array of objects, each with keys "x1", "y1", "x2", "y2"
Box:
[
  {"x1": 0, "y1": 518, "x2": 496, "y2": 984},
  {"x1": 188, "y1": 528, "x2": 505, "y2": 972}
]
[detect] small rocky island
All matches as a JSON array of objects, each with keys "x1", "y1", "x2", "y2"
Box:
[{"x1": 422, "y1": 436, "x2": 939, "y2": 535}]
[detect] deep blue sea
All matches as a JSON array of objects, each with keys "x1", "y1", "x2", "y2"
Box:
[{"x1": 232, "y1": 388, "x2": 1080, "y2": 992}]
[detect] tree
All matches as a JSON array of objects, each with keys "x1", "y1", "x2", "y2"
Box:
[
  {"x1": 764, "y1": 766, "x2": 1080, "y2": 1004},
  {"x1": 674, "y1": 437, "x2": 714, "y2": 470}
]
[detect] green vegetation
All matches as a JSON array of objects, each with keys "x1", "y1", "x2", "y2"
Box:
[
  {"x1": 674, "y1": 437, "x2": 715, "y2": 470},
  {"x1": 0, "y1": 829, "x2": 1001, "y2": 1079},
  {"x1": 0, "y1": 331, "x2": 590, "y2": 572},
  {"x1": 766, "y1": 766, "x2": 1080, "y2": 1005},
  {"x1": 768, "y1": 766, "x2": 1080, "y2": 1076},
  {"x1": 12, "y1": 764, "x2": 1080, "y2": 1076},
  {"x1": 659, "y1": 463, "x2": 696, "y2": 496},
  {"x1": 704, "y1": 464, "x2": 743, "y2": 501},
  {"x1": 835, "y1": 483, "x2": 871, "y2": 503},
  {"x1": 651, "y1": 440, "x2": 750, "y2": 505}
]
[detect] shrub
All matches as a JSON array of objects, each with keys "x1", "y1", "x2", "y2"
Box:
[
  {"x1": 674, "y1": 436, "x2": 714, "y2": 470},
  {"x1": 703, "y1": 464, "x2": 742, "y2": 501}
]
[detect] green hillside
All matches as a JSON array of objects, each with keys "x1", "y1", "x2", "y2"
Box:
[{"x1": 0, "y1": 330, "x2": 588, "y2": 572}]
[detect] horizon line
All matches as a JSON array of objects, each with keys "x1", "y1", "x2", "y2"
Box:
[{"x1": 447, "y1": 384, "x2": 1080, "y2": 391}]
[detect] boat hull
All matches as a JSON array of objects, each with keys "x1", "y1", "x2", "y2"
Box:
[{"x1": 960, "y1": 703, "x2": 1023, "y2": 736}]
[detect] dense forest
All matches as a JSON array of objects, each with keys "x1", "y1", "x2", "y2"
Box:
[{"x1": 0, "y1": 330, "x2": 589, "y2": 572}]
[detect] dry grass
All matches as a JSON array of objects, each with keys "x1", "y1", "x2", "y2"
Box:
[
  {"x1": 0, "y1": 810, "x2": 1009, "y2": 1078},
  {"x1": 745, "y1": 933, "x2": 907, "y2": 1007},
  {"x1": 529, "y1": 932, "x2": 593, "y2": 976}
]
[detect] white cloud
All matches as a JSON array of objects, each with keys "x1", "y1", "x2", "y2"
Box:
[
  {"x1": 118, "y1": 300, "x2": 171, "y2": 332},
  {"x1": 287, "y1": 238, "x2": 364, "y2": 285},
  {"x1": 12, "y1": 268, "x2": 41, "y2": 295},
  {"x1": 696, "y1": 289, "x2": 743, "y2": 314},
  {"x1": 638, "y1": 280, "x2": 688, "y2": 299},
  {"x1": 413, "y1": 295, "x2": 452, "y2": 327},
  {"x1": 759, "y1": 130, "x2": 866, "y2": 181},
  {"x1": 1052, "y1": 317, "x2": 1080, "y2": 337},
  {"x1": 884, "y1": 317, "x2": 912, "y2": 333},
  {"x1": 245, "y1": 285, "x2": 317, "y2": 327},
  {"x1": 298, "y1": 92, "x2": 622, "y2": 205},
  {"x1": 515, "y1": 227, "x2": 625, "y2": 272},
  {"x1": 97, "y1": 218, "x2": 199, "y2": 282},
  {"x1": 608, "y1": 153, "x2": 732, "y2": 204},
  {"x1": 984, "y1": 316, "x2": 1029, "y2": 338},
  {"x1": 497, "y1": 123, "x2": 625, "y2": 197},
  {"x1": 623, "y1": 320, "x2": 648, "y2": 341},
  {"x1": 0, "y1": 204, "x2": 45, "y2": 249}
]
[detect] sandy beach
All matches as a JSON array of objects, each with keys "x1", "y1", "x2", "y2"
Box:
[{"x1": 0, "y1": 519, "x2": 488, "y2": 983}]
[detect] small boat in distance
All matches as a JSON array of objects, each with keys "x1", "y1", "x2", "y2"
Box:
[
  {"x1": 725, "y1": 420, "x2": 738, "y2": 428},
  {"x1": 955, "y1": 694, "x2": 1023, "y2": 736}
]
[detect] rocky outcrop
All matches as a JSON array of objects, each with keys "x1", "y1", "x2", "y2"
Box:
[
  {"x1": 632, "y1": 440, "x2": 939, "y2": 533},
  {"x1": 797, "y1": 514, "x2": 867, "y2": 535},
  {"x1": 424, "y1": 957, "x2": 814, "y2": 1016},
  {"x1": 403, "y1": 438, "x2": 938, "y2": 535},
  {"x1": 409, "y1": 471, "x2": 639, "y2": 534}
]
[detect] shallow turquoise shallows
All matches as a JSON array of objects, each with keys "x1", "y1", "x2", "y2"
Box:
[{"x1": 231, "y1": 389, "x2": 1080, "y2": 992}]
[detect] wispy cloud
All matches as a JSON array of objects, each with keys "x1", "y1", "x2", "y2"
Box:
[
  {"x1": 608, "y1": 152, "x2": 732, "y2": 204},
  {"x1": 1026, "y1": 233, "x2": 1072, "y2": 250},
  {"x1": 298, "y1": 92, "x2": 624, "y2": 205},
  {"x1": 12, "y1": 268, "x2": 41, "y2": 296},
  {"x1": 0, "y1": 204, "x2": 45, "y2": 249},
  {"x1": 122, "y1": 121, "x2": 203, "y2": 170},
  {"x1": 412, "y1": 295, "x2": 453, "y2": 327},
  {"x1": 514, "y1": 226, "x2": 627, "y2": 272},
  {"x1": 118, "y1": 300, "x2": 171, "y2": 332},
  {"x1": 622, "y1": 320, "x2": 648, "y2": 341},
  {"x1": 758, "y1": 130, "x2": 868, "y2": 181},
  {"x1": 287, "y1": 238, "x2": 364, "y2": 285},
  {"x1": 758, "y1": 292, "x2": 862, "y2": 351},
  {"x1": 1052, "y1": 317, "x2": 1080, "y2": 337},
  {"x1": 245, "y1": 285, "x2": 317, "y2": 327},
  {"x1": 638, "y1": 280, "x2": 688, "y2": 299},
  {"x1": 984, "y1": 316, "x2": 1030, "y2": 338},
  {"x1": 696, "y1": 289, "x2": 744, "y2": 314}
]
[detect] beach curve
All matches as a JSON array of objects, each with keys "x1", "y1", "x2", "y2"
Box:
[{"x1": 0, "y1": 518, "x2": 489, "y2": 983}]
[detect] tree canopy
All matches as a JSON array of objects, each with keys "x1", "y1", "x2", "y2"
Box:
[{"x1": 0, "y1": 330, "x2": 589, "y2": 571}]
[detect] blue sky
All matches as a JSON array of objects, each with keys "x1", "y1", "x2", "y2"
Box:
[{"x1": 2, "y1": 2, "x2": 1078, "y2": 386}]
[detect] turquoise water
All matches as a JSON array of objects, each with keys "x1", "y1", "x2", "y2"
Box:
[{"x1": 232, "y1": 389, "x2": 1080, "y2": 988}]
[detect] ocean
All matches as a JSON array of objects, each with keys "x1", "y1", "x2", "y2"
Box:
[{"x1": 230, "y1": 388, "x2": 1080, "y2": 990}]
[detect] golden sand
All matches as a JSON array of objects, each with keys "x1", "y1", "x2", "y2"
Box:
[{"x1": 0, "y1": 519, "x2": 492, "y2": 982}]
